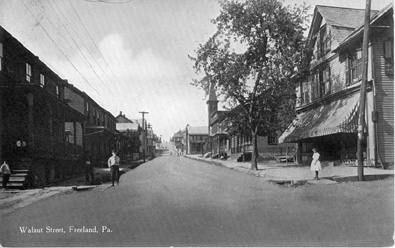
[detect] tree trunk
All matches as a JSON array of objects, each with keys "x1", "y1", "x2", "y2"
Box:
[{"x1": 250, "y1": 129, "x2": 258, "y2": 171}]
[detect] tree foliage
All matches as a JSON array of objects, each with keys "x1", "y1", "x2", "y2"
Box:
[{"x1": 190, "y1": 0, "x2": 311, "y2": 169}]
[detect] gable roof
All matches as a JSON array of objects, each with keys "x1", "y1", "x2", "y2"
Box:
[
  {"x1": 334, "y1": 3, "x2": 393, "y2": 52},
  {"x1": 316, "y1": 5, "x2": 378, "y2": 29},
  {"x1": 308, "y1": 5, "x2": 379, "y2": 43}
]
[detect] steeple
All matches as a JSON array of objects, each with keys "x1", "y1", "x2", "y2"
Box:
[
  {"x1": 207, "y1": 82, "x2": 218, "y2": 103},
  {"x1": 206, "y1": 83, "x2": 218, "y2": 133}
]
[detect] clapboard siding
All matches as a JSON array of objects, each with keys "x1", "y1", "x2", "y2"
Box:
[{"x1": 373, "y1": 28, "x2": 394, "y2": 163}]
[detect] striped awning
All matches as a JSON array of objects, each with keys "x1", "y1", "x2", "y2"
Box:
[{"x1": 279, "y1": 92, "x2": 360, "y2": 143}]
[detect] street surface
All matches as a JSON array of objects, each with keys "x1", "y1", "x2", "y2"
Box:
[{"x1": 0, "y1": 154, "x2": 393, "y2": 247}]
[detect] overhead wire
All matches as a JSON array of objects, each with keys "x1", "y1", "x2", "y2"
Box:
[
  {"x1": 67, "y1": 0, "x2": 125, "y2": 92},
  {"x1": 30, "y1": 0, "x2": 117, "y2": 98},
  {"x1": 81, "y1": 0, "x2": 135, "y2": 4},
  {"x1": 49, "y1": 0, "x2": 122, "y2": 93},
  {"x1": 21, "y1": 0, "x2": 101, "y2": 96}
]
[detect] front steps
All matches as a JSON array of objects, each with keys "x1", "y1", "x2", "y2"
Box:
[{"x1": 0, "y1": 162, "x2": 31, "y2": 190}]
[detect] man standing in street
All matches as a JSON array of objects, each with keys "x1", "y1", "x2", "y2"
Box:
[
  {"x1": 107, "y1": 150, "x2": 120, "y2": 187},
  {"x1": 0, "y1": 161, "x2": 11, "y2": 190}
]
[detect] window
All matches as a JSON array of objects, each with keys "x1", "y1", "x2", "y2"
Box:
[
  {"x1": 318, "y1": 26, "x2": 330, "y2": 58},
  {"x1": 268, "y1": 132, "x2": 278, "y2": 145},
  {"x1": 0, "y1": 43, "x2": 3, "y2": 71},
  {"x1": 321, "y1": 66, "x2": 331, "y2": 95},
  {"x1": 300, "y1": 81, "x2": 310, "y2": 104},
  {"x1": 55, "y1": 85, "x2": 59, "y2": 98},
  {"x1": 384, "y1": 39, "x2": 393, "y2": 75},
  {"x1": 311, "y1": 72, "x2": 320, "y2": 100},
  {"x1": 26, "y1": 63, "x2": 32, "y2": 82},
  {"x1": 350, "y1": 49, "x2": 363, "y2": 84},
  {"x1": 40, "y1": 74, "x2": 45, "y2": 87}
]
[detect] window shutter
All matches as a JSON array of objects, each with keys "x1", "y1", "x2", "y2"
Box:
[
  {"x1": 384, "y1": 40, "x2": 392, "y2": 58},
  {"x1": 345, "y1": 56, "x2": 350, "y2": 85}
]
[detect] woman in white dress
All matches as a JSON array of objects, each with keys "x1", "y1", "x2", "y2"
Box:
[{"x1": 311, "y1": 148, "x2": 322, "y2": 179}]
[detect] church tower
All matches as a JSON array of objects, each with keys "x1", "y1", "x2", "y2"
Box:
[{"x1": 206, "y1": 83, "x2": 218, "y2": 135}]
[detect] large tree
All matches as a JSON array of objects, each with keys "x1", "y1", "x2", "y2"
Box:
[{"x1": 190, "y1": 0, "x2": 311, "y2": 170}]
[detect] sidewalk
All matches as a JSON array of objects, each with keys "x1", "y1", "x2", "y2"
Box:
[
  {"x1": 0, "y1": 160, "x2": 146, "y2": 214},
  {"x1": 184, "y1": 154, "x2": 394, "y2": 183}
]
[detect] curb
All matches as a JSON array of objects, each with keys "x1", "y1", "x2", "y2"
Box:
[
  {"x1": 332, "y1": 174, "x2": 394, "y2": 183},
  {"x1": 184, "y1": 155, "x2": 394, "y2": 184},
  {"x1": 72, "y1": 185, "x2": 97, "y2": 191}
]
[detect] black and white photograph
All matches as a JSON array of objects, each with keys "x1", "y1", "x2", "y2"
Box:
[{"x1": 0, "y1": 0, "x2": 393, "y2": 246}]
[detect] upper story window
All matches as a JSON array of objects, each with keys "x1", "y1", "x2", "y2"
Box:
[
  {"x1": 0, "y1": 43, "x2": 3, "y2": 71},
  {"x1": 55, "y1": 85, "x2": 60, "y2": 98},
  {"x1": 40, "y1": 74, "x2": 45, "y2": 87},
  {"x1": 26, "y1": 63, "x2": 32, "y2": 82},
  {"x1": 384, "y1": 39, "x2": 394, "y2": 75},
  {"x1": 321, "y1": 66, "x2": 331, "y2": 95},
  {"x1": 351, "y1": 49, "x2": 362, "y2": 84},
  {"x1": 300, "y1": 81, "x2": 310, "y2": 105},
  {"x1": 317, "y1": 26, "x2": 330, "y2": 58},
  {"x1": 311, "y1": 72, "x2": 320, "y2": 100}
]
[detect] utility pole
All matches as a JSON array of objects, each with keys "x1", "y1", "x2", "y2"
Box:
[
  {"x1": 357, "y1": 0, "x2": 371, "y2": 181},
  {"x1": 139, "y1": 111, "x2": 148, "y2": 162}
]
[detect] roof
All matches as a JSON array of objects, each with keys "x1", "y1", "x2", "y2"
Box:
[
  {"x1": 116, "y1": 123, "x2": 139, "y2": 132},
  {"x1": 308, "y1": 5, "x2": 379, "y2": 44},
  {"x1": 315, "y1": 5, "x2": 378, "y2": 29},
  {"x1": 334, "y1": 3, "x2": 393, "y2": 52},
  {"x1": 115, "y1": 112, "x2": 134, "y2": 123},
  {"x1": 187, "y1": 126, "x2": 208, "y2": 135}
]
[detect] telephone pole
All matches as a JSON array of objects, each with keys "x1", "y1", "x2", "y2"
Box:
[
  {"x1": 357, "y1": 0, "x2": 371, "y2": 181},
  {"x1": 139, "y1": 111, "x2": 148, "y2": 162}
]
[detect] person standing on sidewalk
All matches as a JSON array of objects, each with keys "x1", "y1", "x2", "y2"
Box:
[
  {"x1": 107, "y1": 150, "x2": 120, "y2": 187},
  {"x1": 311, "y1": 148, "x2": 322, "y2": 180},
  {"x1": 0, "y1": 161, "x2": 11, "y2": 190}
]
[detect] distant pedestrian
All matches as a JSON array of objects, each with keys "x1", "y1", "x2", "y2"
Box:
[
  {"x1": 0, "y1": 161, "x2": 11, "y2": 190},
  {"x1": 83, "y1": 150, "x2": 94, "y2": 185},
  {"x1": 107, "y1": 150, "x2": 120, "y2": 186},
  {"x1": 311, "y1": 148, "x2": 322, "y2": 180}
]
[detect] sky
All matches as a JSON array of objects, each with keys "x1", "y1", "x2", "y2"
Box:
[{"x1": 0, "y1": 0, "x2": 391, "y2": 141}]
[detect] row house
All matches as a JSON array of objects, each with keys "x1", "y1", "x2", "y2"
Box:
[
  {"x1": 185, "y1": 125, "x2": 208, "y2": 155},
  {"x1": 0, "y1": 25, "x2": 122, "y2": 188},
  {"x1": 66, "y1": 86, "x2": 118, "y2": 168},
  {"x1": 279, "y1": 4, "x2": 393, "y2": 167},
  {"x1": 206, "y1": 84, "x2": 294, "y2": 161},
  {"x1": 0, "y1": 26, "x2": 86, "y2": 187}
]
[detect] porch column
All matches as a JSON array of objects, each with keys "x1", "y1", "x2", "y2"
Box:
[
  {"x1": 73, "y1": 120, "x2": 77, "y2": 156},
  {"x1": 297, "y1": 141, "x2": 302, "y2": 164},
  {"x1": 366, "y1": 91, "x2": 375, "y2": 163},
  {"x1": 0, "y1": 92, "x2": 3, "y2": 162},
  {"x1": 340, "y1": 135, "x2": 346, "y2": 162},
  {"x1": 48, "y1": 101, "x2": 53, "y2": 153},
  {"x1": 27, "y1": 93, "x2": 34, "y2": 150}
]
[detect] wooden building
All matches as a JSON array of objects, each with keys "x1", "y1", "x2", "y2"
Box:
[
  {"x1": 279, "y1": 4, "x2": 393, "y2": 167},
  {"x1": 0, "y1": 26, "x2": 86, "y2": 187},
  {"x1": 185, "y1": 125, "x2": 208, "y2": 155}
]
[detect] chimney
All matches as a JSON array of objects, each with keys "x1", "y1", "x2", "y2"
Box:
[{"x1": 120, "y1": 111, "x2": 122, "y2": 116}]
